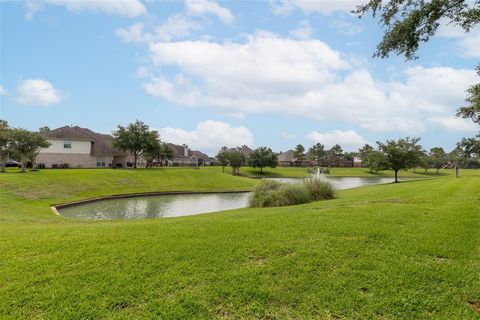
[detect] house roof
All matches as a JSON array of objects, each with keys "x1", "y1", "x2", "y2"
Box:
[
  {"x1": 278, "y1": 150, "x2": 296, "y2": 162},
  {"x1": 227, "y1": 145, "x2": 254, "y2": 157},
  {"x1": 167, "y1": 143, "x2": 190, "y2": 159},
  {"x1": 190, "y1": 150, "x2": 209, "y2": 160},
  {"x1": 39, "y1": 126, "x2": 126, "y2": 156}
]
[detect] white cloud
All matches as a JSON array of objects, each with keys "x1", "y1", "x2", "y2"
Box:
[
  {"x1": 26, "y1": 0, "x2": 147, "y2": 18},
  {"x1": 17, "y1": 79, "x2": 62, "y2": 106},
  {"x1": 429, "y1": 117, "x2": 478, "y2": 132},
  {"x1": 24, "y1": 1, "x2": 43, "y2": 20},
  {"x1": 154, "y1": 15, "x2": 201, "y2": 42},
  {"x1": 115, "y1": 22, "x2": 146, "y2": 43},
  {"x1": 185, "y1": 0, "x2": 234, "y2": 24},
  {"x1": 141, "y1": 32, "x2": 477, "y2": 133},
  {"x1": 116, "y1": 16, "x2": 201, "y2": 44},
  {"x1": 290, "y1": 20, "x2": 312, "y2": 39},
  {"x1": 271, "y1": 0, "x2": 367, "y2": 15},
  {"x1": 437, "y1": 24, "x2": 480, "y2": 58},
  {"x1": 0, "y1": 85, "x2": 6, "y2": 96},
  {"x1": 157, "y1": 120, "x2": 254, "y2": 155},
  {"x1": 306, "y1": 130, "x2": 369, "y2": 151}
]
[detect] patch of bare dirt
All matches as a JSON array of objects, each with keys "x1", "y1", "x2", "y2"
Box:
[{"x1": 468, "y1": 301, "x2": 480, "y2": 314}]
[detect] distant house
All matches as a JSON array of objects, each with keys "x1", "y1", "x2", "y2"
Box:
[
  {"x1": 167, "y1": 144, "x2": 212, "y2": 167},
  {"x1": 36, "y1": 126, "x2": 145, "y2": 168},
  {"x1": 353, "y1": 157, "x2": 363, "y2": 167},
  {"x1": 278, "y1": 150, "x2": 312, "y2": 167},
  {"x1": 225, "y1": 145, "x2": 254, "y2": 165}
]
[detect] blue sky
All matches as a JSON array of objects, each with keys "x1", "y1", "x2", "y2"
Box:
[{"x1": 1, "y1": 0, "x2": 479, "y2": 155}]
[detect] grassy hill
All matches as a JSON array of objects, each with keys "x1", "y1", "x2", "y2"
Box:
[{"x1": 1, "y1": 167, "x2": 479, "y2": 318}]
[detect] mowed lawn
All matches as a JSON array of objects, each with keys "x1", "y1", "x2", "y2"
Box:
[{"x1": 1, "y1": 168, "x2": 479, "y2": 319}]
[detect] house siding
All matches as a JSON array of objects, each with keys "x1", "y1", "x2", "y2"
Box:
[
  {"x1": 36, "y1": 153, "x2": 96, "y2": 168},
  {"x1": 40, "y1": 139, "x2": 92, "y2": 154}
]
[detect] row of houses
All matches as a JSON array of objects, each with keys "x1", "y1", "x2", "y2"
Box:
[
  {"x1": 36, "y1": 126, "x2": 212, "y2": 169},
  {"x1": 34, "y1": 125, "x2": 363, "y2": 169}
]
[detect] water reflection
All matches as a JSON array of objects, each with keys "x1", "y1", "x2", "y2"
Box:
[
  {"x1": 59, "y1": 177, "x2": 395, "y2": 220},
  {"x1": 59, "y1": 192, "x2": 250, "y2": 220}
]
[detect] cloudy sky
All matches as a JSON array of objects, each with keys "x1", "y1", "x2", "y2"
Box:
[{"x1": 1, "y1": 0, "x2": 478, "y2": 155}]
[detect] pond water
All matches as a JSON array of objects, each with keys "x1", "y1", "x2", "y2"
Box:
[
  {"x1": 58, "y1": 177, "x2": 394, "y2": 220},
  {"x1": 269, "y1": 177, "x2": 394, "y2": 190},
  {"x1": 59, "y1": 192, "x2": 251, "y2": 220}
]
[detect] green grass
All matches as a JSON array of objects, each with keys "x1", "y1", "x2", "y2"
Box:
[
  {"x1": 1, "y1": 168, "x2": 480, "y2": 319},
  {"x1": 241, "y1": 166, "x2": 456, "y2": 178}
]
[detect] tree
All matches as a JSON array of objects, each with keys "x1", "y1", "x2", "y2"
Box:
[
  {"x1": 455, "y1": 136, "x2": 480, "y2": 167},
  {"x1": 366, "y1": 150, "x2": 389, "y2": 173},
  {"x1": 429, "y1": 147, "x2": 447, "y2": 174},
  {"x1": 293, "y1": 144, "x2": 305, "y2": 165},
  {"x1": 377, "y1": 137, "x2": 423, "y2": 182},
  {"x1": 158, "y1": 143, "x2": 174, "y2": 167},
  {"x1": 0, "y1": 120, "x2": 12, "y2": 173},
  {"x1": 142, "y1": 140, "x2": 162, "y2": 168},
  {"x1": 249, "y1": 147, "x2": 278, "y2": 174},
  {"x1": 327, "y1": 144, "x2": 343, "y2": 167},
  {"x1": 308, "y1": 143, "x2": 325, "y2": 167},
  {"x1": 359, "y1": 144, "x2": 374, "y2": 161},
  {"x1": 227, "y1": 150, "x2": 245, "y2": 175},
  {"x1": 10, "y1": 129, "x2": 50, "y2": 172},
  {"x1": 418, "y1": 151, "x2": 432, "y2": 175},
  {"x1": 112, "y1": 120, "x2": 159, "y2": 168},
  {"x1": 216, "y1": 146, "x2": 229, "y2": 173},
  {"x1": 356, "y1": 0, "x2": 480, "y2": 125},
  {"x1": 39, "y1": 126, "x2": 50, "y2": 133}
]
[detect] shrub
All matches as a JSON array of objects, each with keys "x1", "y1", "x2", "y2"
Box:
[
  {"x1": 303, "y1": 177, "x2": 335, "y2": 200},
  {"x1": 249, "y1": 180, "x2": 311, "y2": 208}
]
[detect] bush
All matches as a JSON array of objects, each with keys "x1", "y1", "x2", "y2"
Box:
[
  {"x1": 249, "y1": 178, "x2": 335, "y2": 208},
  {"x1": 249, "y1": 180, "x2": 311, "y2": 208},
  {"x1": 462, "y1": 158, "x2": 480, "y2": 169},
  {"x1": 303, "y1": 177, "x2": 335, "y2": 200}
]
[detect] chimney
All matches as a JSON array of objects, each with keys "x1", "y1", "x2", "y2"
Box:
[{"x1": 183, "y1": 145, "x2": 189, "y2": 157}]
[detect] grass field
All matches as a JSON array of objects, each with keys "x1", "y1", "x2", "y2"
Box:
[
  {"x1": 1, "y1": 167, "x2": 479, "y2": 319},
  {"x1": 241, "y1": 166, "x2": 452, "y2": 178}
]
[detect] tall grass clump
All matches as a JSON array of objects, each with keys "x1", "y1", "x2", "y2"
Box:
[
  {"x1": 304, "y1": 177, "x2": 336, "y2": 200},
  {"x1": 249, "y1": 180, "x2": 311, "y2": 208}
]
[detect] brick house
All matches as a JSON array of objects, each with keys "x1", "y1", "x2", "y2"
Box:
[{"x1": 36, "y1": 126, "x2": 145, "y2": 168}]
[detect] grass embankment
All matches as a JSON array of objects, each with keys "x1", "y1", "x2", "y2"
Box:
[{"x1": 1, "y1": 168, "x2": 479, "y2": 319}]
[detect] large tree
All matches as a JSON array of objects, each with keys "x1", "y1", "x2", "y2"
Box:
[
  {"x1": 356, "y1": 0, "x2": 480, "y2": 125},
  {"x1": 327, "y1": 144, "x2": 344, "y2": 167},
  {"x1": 0, "y1": 120, "x2": 11, "y2": 173},
  {"x1": 249, "y1": 147, "x2": 278, "y2": 174},
  {"x1": 226, "y1": 150, "x2": 245, "y2": 175},
  {"x1": 158, "y1": 143, "x2": 174, "y2": 167},
  {"x1": 377, "y1": 137, "x2": 423, "y2": 182},
  {"x1": 112, "y1": 120, "x2": 159, "y2": 168},
  {"x1": 216, "y1": 146, "x2": 229, "y2": 173},
  {"x1": 308, "y1": 143, "x2": 325, "y2": 167},
  {"x1": 293, "y1": 144, "x2": 306, "y2": 165},
  {"x1": 429, "y1": 147, "x2": 447, "y2": 174},
  {"x1": 10, "y1": 129, "x2": 50, "y2": 172},
  {"x1": 366, "y1": 150, "x2": 389, "y2": 173}
]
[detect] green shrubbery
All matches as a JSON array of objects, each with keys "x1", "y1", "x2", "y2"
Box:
[
  {"x1": 249, "y1": 178, "x2": 335, "y2": 208},
  {"x1": 303, "y1": 177, "x2": 336, "y2": 200}
]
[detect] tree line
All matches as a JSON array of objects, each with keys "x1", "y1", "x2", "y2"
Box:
[{"x1": 215, "y1": 136, "x2": 480, "y2": 182}]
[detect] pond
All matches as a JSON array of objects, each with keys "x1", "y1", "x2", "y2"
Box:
[
  {"x1": 58, "y1": 177, "x2": 394, "y2": 220},
  {"x1": 269, "y1": 177, "x2": 394, "y2": 189}
]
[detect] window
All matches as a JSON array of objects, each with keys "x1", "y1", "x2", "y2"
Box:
[{"x1": 64, "y1": 140, "x2": 72, "y2": 149}]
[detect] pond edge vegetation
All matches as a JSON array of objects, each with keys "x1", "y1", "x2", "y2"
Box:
[{"x1": 249, "y1": 177, "x2": 336, "y2": 208}]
